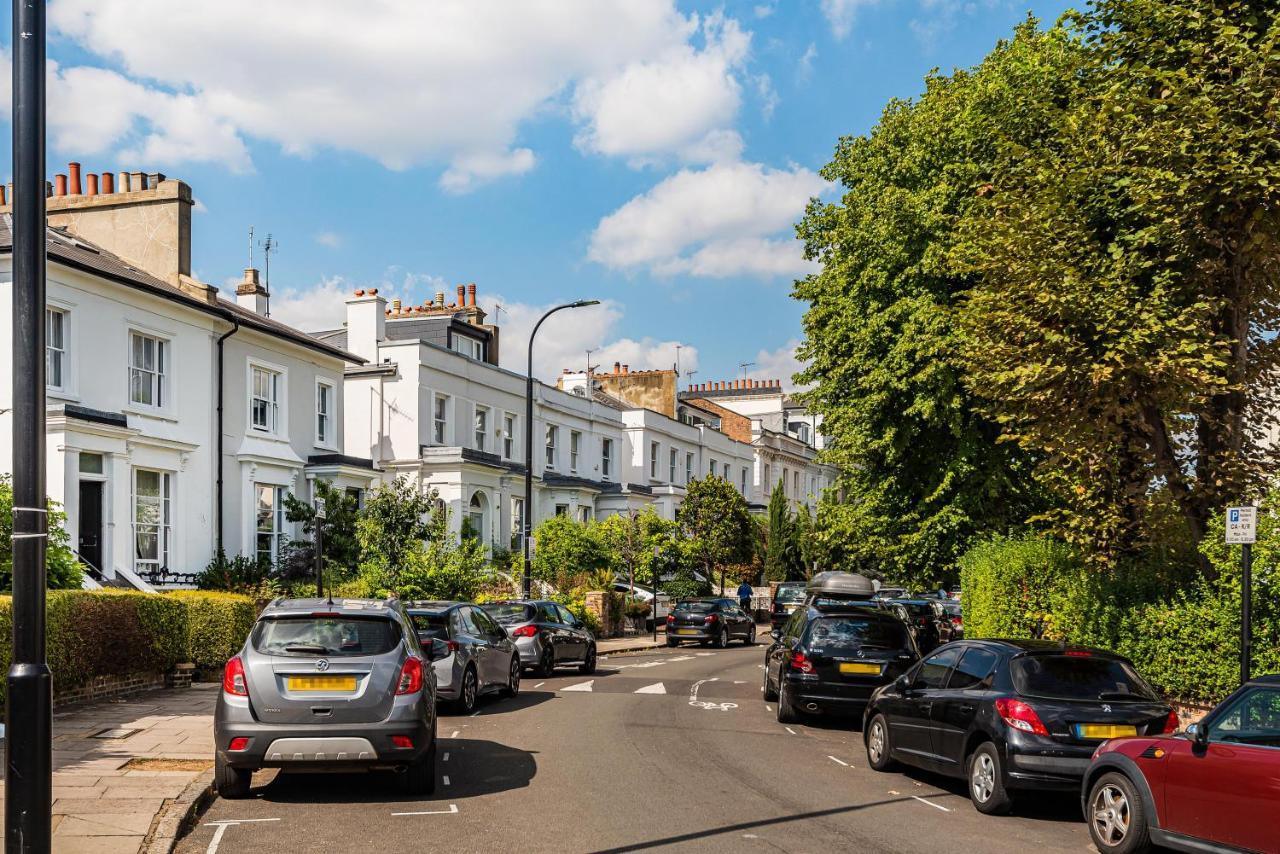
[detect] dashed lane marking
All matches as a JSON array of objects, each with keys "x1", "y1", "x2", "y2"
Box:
[
  {"x1": 828, "y1": 755, "x2": 850, "y2": 767},
  {"x1": 634, "y1": 682, "x2": 667, "y2": 694},
  {"x1": 912, "y1": 796, "x2": 951, "y2": 813},
  {"x1": 443, "y1": 775, "x2": 451, "y2": 786},
  {"x1": 443, "y1": 752, "x2": 450, "y2": 762},
  {"x1": 784, "y1": 727, "x2": 797, "y2": 736},
  {"x1": 392, "y1": 804, "x2": 460, "y2": 817},
  {"x1": 561, "y1": 680, "x2": 595, "y2": 692},
  {"x1": 450, "y1": 730, "x2": 460, "y2": 739},
  {"x1": 765, "y1": 705, "x2": 773, "y2": 712},
  {"x1": 695, "y1": 652, "x2": 716, "y2": 656},
  {"x1": 533, "y1": 682, "x2": 545, "y2": 688}
]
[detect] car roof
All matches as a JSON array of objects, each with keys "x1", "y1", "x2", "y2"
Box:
[
  {"x1": 260, "y1": 597, "x2": 397, "y2": 616},
  {"x1": 1248, "y1": 674, "x2": 1280, "y2": 686},
  {"x1": 806, "y1": 604, "x2": 899, "y2": 621},
  {"x1": 889, "y1": 598, "x2": 934, "y2": 606},
  {"x1": 404, "y1": 600, "x2": 462, "y2": 613},
  {"x1": 974, "y1": 638, "x2": 1125, "y2": 657},
  {"x1": 485, "y1": 600, "x2": 545, "y2": 607}
]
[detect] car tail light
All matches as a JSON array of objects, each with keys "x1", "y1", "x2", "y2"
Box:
[
  {"x1": 994, "y1": 698, "x2": 1050, "y2": 736},
  {"x1": 666, "y1": 614, "x2": 675, "y2": 624},
  {"x1": 704, "y1": 614, "x2": 719, "y2": 624},
  {"x1": 1161, "y1": 710, "x2": 1180, "y2": 734},
  {"x1": 951, "y1": 617, "x2": 963, "y2": 626},
  {"x1": 1064, "y1": 650, "x2": 1092, "y2": 657},
  {"x1": 790, "y1": 651, "x2": 814, "y2": 674},
  {"x1": 391, "y1": 735, "x2": 414, "y2": 749},
  {"x1": 511, "y1": 625, "x2": 538, "y2": 638},
  {"x1": 228, "y1": 737, "x2": 249, "y2": 751},
  {"x1": 222, "y1": 656, "x2": 248, "y2": 697},
  {"x1": 396, "y1": 656, "x2": 424, "y2": 695}
]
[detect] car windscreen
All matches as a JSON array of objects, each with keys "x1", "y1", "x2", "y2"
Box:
[
  {"x1": 1011, "y1": 654, "x2": 1159, "y2": 702},
  {"x1": 409, "y1": 613, "x2": 450, "y2": 639},
  {"x1": 676, "y1": 601, "x2": 717, "y2": 613},
  {"x1": 804, "y1": 617, "x2": 909, "y2": 652},
  {"x1": 775, "y1": 586, "x2": 806, "y2": 604},
  {"x1": 483, "y1": 603, "x2": 535, "y2": 624},
  {"x1": 942, "y1": 603, "x2": 962, "y2": 616},
  {"x1": 253, "y1": 615, "x2": 400, "y2": 657}
]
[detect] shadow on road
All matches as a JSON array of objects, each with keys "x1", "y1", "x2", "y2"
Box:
[
  {"x1": 894, "y1": 765, "x2": 1082, "y2": 824},
  {"x1": 243, "y1": 737, "x2": 537, "y2": 804},
  {"x1": 442, "y1": 688, "x2": 557, "y2": 716}
]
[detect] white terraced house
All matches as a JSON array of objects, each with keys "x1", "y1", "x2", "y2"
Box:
[
  {"x1": 317, "y1": 288, "x2": 756, "y2": 553},
  {"x1": 0, "y1": 163, "x2": 377, "y2": 589}
]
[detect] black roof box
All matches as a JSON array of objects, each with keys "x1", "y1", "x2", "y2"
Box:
[{"x1": 805, "y1": 571, "x2": 876, "y2": 599}]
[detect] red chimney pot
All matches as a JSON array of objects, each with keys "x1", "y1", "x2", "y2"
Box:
[
  {"x1": 355, "y1": 289, "x2": 366, "y2": 296},
  {"x1": 68, "y1": 162, "x2": 82, "y2": 195},
  {"x1": 54, "y1": 174, "x2": 67, "y2": 196},
  {"x1": 86, "y1": 174, "x2": 99, "y2": 196},
  {"x1": 368, "y1": 288, "x2": 379, "y2": 295},
  {"x1": 467, "y1": 283, "x2": 477, "y2": 307},
  {"x1": 101, "y1": 172, "x2": 114, "y2": 194}
]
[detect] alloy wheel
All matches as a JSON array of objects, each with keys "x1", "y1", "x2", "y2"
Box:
[
  {"x1": 971, "y1": 752, "x2": 996, "y2": 803},
  {"x1": 868, "y1": 721, "x2": 886, "y2": 764},
  {"x1": 463, "y1": 669, "x2": 477, "y2": 711},
  {"x1": 1090, "y1": 784, "x2": 1130, "y2": 847},
  {"x1": 509, "y1": 659, "x2": 520, "y2": 695}
]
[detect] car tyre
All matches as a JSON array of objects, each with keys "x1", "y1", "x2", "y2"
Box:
[
  {"x1": 214, "y1": 753, "x2": 252, "y2": 800},
  {"x1": 665, "y1": 638, "x2": 679, "y2": 647},
  {"x1": 865, "y1": 713, "x2": 898, "y2": 772},
  {"x1": 1086, "y1": 773, "x2": 1151, "y2": 854},
  {"x1": 454, "y1": 666, "x2": 479, "y2": 715},
  {"x1": 579, "y1": 644, "x2": 597, "y2": 674},
  {"x1": 503, "y1": 655, "x2": 521, "y2": 698},
  {"x1": 714, "y1": 628, "x2": 729, "y2": 649},
  {"x1": 743, "y1": 625, "x2": 756, "y2": 646},
  {"x1": 967, "y1": 742, "x2": 1013, "y2": 815},
  {"x1": 762, "y1": 667, "x2": 778, "y2": 702},
  {"x1": 537, "y1": 647, "x2": 556, "y2": 678},
  {"x1": 775, "y1": 679, "x2": 802, "y2": 724},
  {"x1": 398, "y1": 738, "x2": 437, "y2": 797}
]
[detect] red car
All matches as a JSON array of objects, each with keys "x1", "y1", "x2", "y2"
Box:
[{"x1": 1081, "y1": 674, "x2": 1280, "y2": 854}]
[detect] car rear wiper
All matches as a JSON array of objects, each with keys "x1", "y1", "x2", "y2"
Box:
[
  {"x1": 1097, "y1": 691, "x2": 1153, "y2": 701},
  {"x1": 283, "y1": 643, "x2": 330, "y2": 654}
]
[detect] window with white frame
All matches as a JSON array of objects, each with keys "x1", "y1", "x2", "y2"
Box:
[
  {"x1": 129, "y1": 331, "x2": 168, "y2": 408},
  {"x1": 503, "y1": 414, "x2": 516, "y2": 459},
  {"x1": 451, "y1": 334, "x2": 483, "y2": 360},
  {"x1": 255, "y1": 484, "x2": 286, "y2": 565},
  {"x1": 250, "y1": 365, "x2": 281, "y2": 433},
  {"x1": 794, "y1": 470, "x2": 801, "y2": 497},
  {"x1": 764, "y1": 464, "x2": 772, "y2": 495},
  {"x1": 650, "y1": 442, "x2": 659, "y2": 479},
  {"x1": 545, "y1": 425, "x2": 558, "y2": 469},
  {"x1": 742, "y1": 467, "x2": 749, "y2": 494},
  {"x1": 669, "y1": 448, "x2": 678, "y2": 483},
  {"x1": 709, "y1": 458, "x2": 718, "y2": 477},
  {"x1": 511, "y1": 497, "x2": 525, "y2": 541},
  {"x1": 315, "y1": 380, "x2": 334, "y2": 447},
  {"x1": 570, "y1": 431, "x2": 581, "y2": 473},
  {"x1": 686, "y1": 452, "x2": 694, "y2": 484},
  {"x1": 433, "y1": 394, "x2": 450, "y2": 445},
  {"x1": 601, "y1": 438, "x2": 613, "y2": 479},
  {"x1": 46, "y1": 308, "x2": 67, "y2": 391},
  {"x1": 132, "y1": 468, "x2": 171, "y2": 576},
  {"x1": 578, "y1": 506, "x2": 591, "y2": 523},
  {"x1": 474, "y1": 405, "x2": 489, "y2": 451}
]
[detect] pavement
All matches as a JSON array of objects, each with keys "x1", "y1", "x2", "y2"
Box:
[
  {"x1": 0, "y1": 684, "x2": 218, "y2": 854},
  {"x1": 175, "y1": 645, "x2": 1092, "y2": 853}
]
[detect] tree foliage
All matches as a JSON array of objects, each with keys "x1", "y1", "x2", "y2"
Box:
[
  {"x1": 531, "y1": 514, "x2": 609, "y2": 593},
  {"x1": 596, "y1": 507, "x2": 682, "y2": 590},
  {"x1": 0, "y1": 475, "x2": 82, "y2": 590},
  {"x1": 764, "y1": 485, "x2": 805, "y2": 582},
  {"x1": 285, "y1": 479, "x2": 362, "y2": 578},
  {"x1": 355, "y1": 477, "x2": 435, "y2": 586},
  {"x1": 676, "y1": 476, "x2": 753, "y2": 591}
]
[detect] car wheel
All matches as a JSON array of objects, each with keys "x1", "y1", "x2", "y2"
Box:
[
  {"x1": 714, "y1": 628, "x2": 729, "y2": 649},
  {"x1": 398, "y1": 738, "x2": 436, "y2": 797},
  {"x1": 579, "y1": 644, "x2": 597, "y2": 674},
  {"x1": 455, "y1": 667, "x2": 478, "y2": 715},
  {"x1": 214, "y1": 753, "x2": 252, "y2": 800},
  {"x1": 865, "y1": 714, "x2": 898, "y2": 772},
  {"x1": 762, "y1": 666, "x2": 778, "y2": 702},
  {"x1": 967, "y1": 742, "x2": 1013, "y2": 815},
  {"x1": 775, "y1": 679, "x2": 802, "y2": 724},
  {"x1": 1087, "y1": 773, "x2": 1151, "y2": 854},
  {"x1": 503, "y1": 656, "x2": 521, "y2": 698},
  {"x1": 744, "y1": 625, "x2": 756, "y2": 646},
  {"x1": 537, "y1": 647, "x2": 556, "y2": 678},
  {"x1": 665, "y1": 637, "x2": 679, "y2": 647}
]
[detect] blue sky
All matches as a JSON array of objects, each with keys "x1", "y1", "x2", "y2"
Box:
[{"x1": 2, "y1": 0, "x2": 1073, "y2": 385}]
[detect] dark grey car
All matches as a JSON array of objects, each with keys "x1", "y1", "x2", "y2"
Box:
[
  {"x1": 213, "y1": 597, "x2": 439, "y2": 799},
  {"x1": 482, "y1": 600, "x2": 597, "y2": 677},
  {"x1": 406, "y1": 602, "x2": 520, "y2": 714},
  {"x1": 666, "y1": 598, "x2": 756, "y2": 647}
]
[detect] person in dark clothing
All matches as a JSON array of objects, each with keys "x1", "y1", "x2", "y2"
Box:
[{"x1": 736, "y1": 581, "x2": 753, "y2": 614}]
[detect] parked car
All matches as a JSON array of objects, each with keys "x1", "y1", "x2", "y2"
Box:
[
  {"x1": 405, "y1": 601, "x2": 520, "y2": 714},
  {"x1": 482, "y1": 599, "x2": 597, "y2": 677},
  {"x1": 1081, "y1": 673, "x2": 1280, "y2": 854},
  {"x1": 864, "y1": 640, "x2": 1175, "y2": 815},
  {"x1": 763, "y1": 602, "x2": 919, "y2": 724},
  {"x1": 873, "y1": 586, "x2": 908, "y2": 600},
  {"x1": 667, "y1": 599, "x2": 756, "y2": 647},
  {"x1": 770, "y1": 582, "x2": 807, "y2": 629},
  {"x1": 214, "y1": 597, "x2": 440, "y2": 799},
  {"x1": 935, "y1": 600, "x2": 964, "y2": 643},
  {"x1": 886, "y1": 599, "x2": 944, "y2": 654}
]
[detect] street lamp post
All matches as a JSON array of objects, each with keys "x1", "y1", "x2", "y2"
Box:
[
  {"x1": 522, "y1": 300, "x2": 600, "y2": 599},
  {"x1": 7, "y1": 0, "x2": 52, "y2": 849}
]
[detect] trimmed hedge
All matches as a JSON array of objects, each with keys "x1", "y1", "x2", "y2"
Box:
[{"x1": 0, "y1": 589, "x2": 256, "y2": 707}]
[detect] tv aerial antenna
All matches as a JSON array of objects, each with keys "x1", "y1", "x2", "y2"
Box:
[{"x1": 259, "y1": 233, "x2": 279, "y2": 317}]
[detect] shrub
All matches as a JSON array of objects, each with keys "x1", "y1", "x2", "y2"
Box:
[
  {"x1": 196, "y1": 550, "x2": 272, "y2": 593},
  {"x1": 165, "y1": 591, "x2": 256, "y2": 674},
  {"x1": 531, "y1": 516, "x2": 608, "y2": 592},
  {"x1": 0, "y1": 475, "x2": 82, "y2": 590}
]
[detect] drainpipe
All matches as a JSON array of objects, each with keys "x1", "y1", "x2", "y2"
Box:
[{"x1": 215, "y1": 318, "x2": 241, "y2": 554}]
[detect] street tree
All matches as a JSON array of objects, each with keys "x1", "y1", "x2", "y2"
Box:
[
  {"x1": 676, "y1": 476, "x2": 754, "y2": 593},
  {"x1": 284, "y1": 479, "x2": 361, "y2": 577},
  {"x1": 355, "y1": 477, "x2": 435, "y2": 588},
  {"x1": 764, "y1": 484, "x2": 804, "y2": 582}
]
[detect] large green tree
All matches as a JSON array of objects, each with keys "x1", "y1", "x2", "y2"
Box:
[
  {"x1": 764, "y1": 485, "x2": 805, "y2": 582},
  {"x1": 676, "y1": 476, "x2": 753, "y2": 593},
  {"x1": 793, "y1": 20, "x2": 1072, "y2": 585},
  {"x1": 956, "y1": 0, "x2": 1280, "y2": 567}
]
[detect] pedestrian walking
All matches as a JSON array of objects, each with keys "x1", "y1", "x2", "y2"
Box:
[{"x1": 736, "y1": 580, "x2": 753, "y2": 615}]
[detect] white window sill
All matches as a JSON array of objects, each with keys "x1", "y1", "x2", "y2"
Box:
[
  {"x1": 47, "y1": 389, "x2": 79, "y2": 403},
  {"x1": 247, "y1": 429, "x2": 288, "y2": 443},
  {"x1": 124, "y1": 406, "x2": 178, "y2": 424},
  {"x1": 314, "y1": 441, "x2": 338, "y2": 453}
]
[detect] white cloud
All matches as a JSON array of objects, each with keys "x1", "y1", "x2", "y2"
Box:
[
  {"x1": 314, "y1": 231, "x2": 343, "y2": 249},
  {"x1": 820, "y1": 0, "x2": 876, "y2": 40},
  {"x1": 570, "y1": 12, "x2": 751, "y2": 165},
  {"x1": 267, "y1": 269, "x2": 447, "y2": 332},
  {"x1": 39, "y1": 1, "x2": 759, "y2": 187},
  {"x1": 745, "y1": 338, "x2": 808, "y2": 391},
  {"x1": 754, "y1": 4, "x2": 777, "y2": 18},
  {"x1": 754, "y1": 73, "x2": 779, "y2": 120},
  {"x1": 798, "y1": 43, "x2": 819, "y2": 82},
  {"x1": 588, "y1": 160, "x2": 828, "y2": 279}
]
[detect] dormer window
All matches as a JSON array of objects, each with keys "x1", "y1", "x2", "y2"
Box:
[{"x1": 451, "y1": 334, "x2": 484, "y2": 360}]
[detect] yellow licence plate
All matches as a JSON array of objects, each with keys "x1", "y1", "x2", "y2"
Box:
[
  {"x1": 287, "y1": 676, "x2": 357, "y2": 692},
  {"x1": 1076, "y1": 723, "x2": 1137, "y2": 739},
  {"x1": 675, "y1": 629, "x2": 699, "y2": 636},
  {"x1": 838, "y1": 662, "x2": 883, "y2": 676}
]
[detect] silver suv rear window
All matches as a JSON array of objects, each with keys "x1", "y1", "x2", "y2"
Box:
[{"x1": 253, "y1": 615, "x2": 400, "y2": 657}]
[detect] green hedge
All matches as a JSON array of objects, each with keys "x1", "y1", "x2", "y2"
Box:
[
  {"x1": 960, "y1": 521, "x2": 1280, "y2": 706},
  {"x1": 0, "y1": 589, "x2": 256, "y2": 707}
]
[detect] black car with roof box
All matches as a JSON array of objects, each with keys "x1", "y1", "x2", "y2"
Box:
[{"x1": 863, "y1": 639, "x2": 1175, "y2": 815}]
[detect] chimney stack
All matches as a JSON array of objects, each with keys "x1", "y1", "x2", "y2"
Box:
[
  {"x1": 467, "y1": 283, "x2": 476, "y2": 307},
  {"x1": 456, "y1": 284, "x2": 466, "y2": 306},
  {"x1": 236, "y1": 268, "x2": 269, "y2": 316},
  {"x1": 86, "y1": 173, "x2": 99, "y2": 196},
  {"x1": 101, "y1": 172, "x2": 114, "y2": 194},
  {"x1": 68, "y1": 161, "x2": 82, "y2": 195},
  {"x1": 435, "y1": 290, "x2": 445, "y2": 307},
  {"x1": 346, "y1": 287, "x2": 387, "y2": 362},
  {"x1": 54, "y1": 174, "x2": 67, "y2": 196},
  {"x1": 622, "y1": 364, "x2": 629, "y2": 375}
]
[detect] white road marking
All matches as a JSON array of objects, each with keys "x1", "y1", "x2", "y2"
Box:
[
  {"x1": 204, "y1": 819, "x2": 281, "y2": 854},
  {"x1": 392, "y1": 804, "x2": 460, "y2": 817},
  {"x1": 634, "y1": 682, "x2": 667, "y2": 694},
  {"x1": 669, "y1": 655, "x2": 695, "y2": 662},
  {"x1": 533, "y1": 682, "x2": 545, "y2": 688},
  {"x1": 206, "y1": 824, "x2": 227, "y2": 854},
  {"x1": 205, "y1": 819, "x2": 282, "y2": 825},
  {"x1": 561, "y1": 680, "x2": 594, "y2": 692},
  {"x1": 784, "y1": 727, "x2": 797, "y2": 736},
  {"x1": 827, "y1": 755, "x2": 849, "y2": 767},
  {"x1": 695, "y1": 652, "x2": 716, "y2": 657},
  {"x1": 912, "y1": 796, "x2": 951, "y2": 812},
  {"x1": 443, "y1": 752, "x2": 450, "y2": 762},
  {"x1": 470, "y1": 710, "x2": 481, "y2": 717},
  {"x1": 733, "y1": 680, "x2": 745, "y2": 684},
  {"x1": 449, "y1": 730, "x2": 460, "y2": 739},
  {"x1": 765, "y1": 705, "x2": 773, "y2": 712},
  {"x1": 443, "y1": 775, "x2": 451, "y2": 786}
]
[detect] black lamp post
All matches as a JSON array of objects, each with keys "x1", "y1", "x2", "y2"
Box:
[
  {"x1": 7, "y1": 0, "x2": 52, "y2": 849},
  {"x1": 522, "y1": 300, "x2": 600, "y2": 599}
]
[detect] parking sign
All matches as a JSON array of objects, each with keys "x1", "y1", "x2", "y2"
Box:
[{"x1": 1226, "y1": 506, "x2": 1257, "y2": 544}]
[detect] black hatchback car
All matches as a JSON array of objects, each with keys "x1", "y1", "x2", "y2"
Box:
[
  {"x1": 763, "y1": 604, "x2": 919, "y2": 724},
  {"x1": 666, "y1": 599, "x2": 756, "y2": 647},
  {"x1": 887, "y1": 599, "x2": 944, "y2": 654},
  {"x1": 863, "y1": 640, "x2": 1175, "y2": 815}
]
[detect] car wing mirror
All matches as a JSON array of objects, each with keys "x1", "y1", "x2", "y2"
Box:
[
  {"x1": 426, "y1": 637, "x2": 449, "y2": 662},
  {"x1": 1186, "y1": 722, "x2": 1208, "y2": 745}
]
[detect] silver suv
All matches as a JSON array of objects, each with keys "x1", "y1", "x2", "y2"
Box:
[{"x1": 213, "y1": 598, "x2": 440, "y2": 799}]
